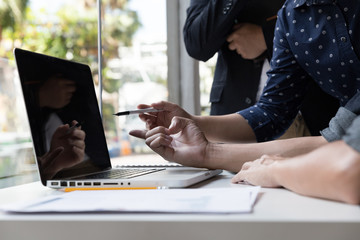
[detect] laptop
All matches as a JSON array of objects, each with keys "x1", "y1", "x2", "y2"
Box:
[{"x1": 14, "y1": 48, "x2": 221, "y2": 190}]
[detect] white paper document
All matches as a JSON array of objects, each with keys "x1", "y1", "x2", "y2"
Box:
[{"x1": 1, "y1": 187, "x2": 260, "y2": 214}]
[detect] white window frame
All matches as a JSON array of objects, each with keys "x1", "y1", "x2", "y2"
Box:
[{"x1": 166, "y1": 0, "x2": 201, "y2": 115}]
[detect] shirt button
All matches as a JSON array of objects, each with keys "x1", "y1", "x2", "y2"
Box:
[
  {"x1": 340, "y1": 37, "x2": 347, "y2": 42},
  {"x1": 245, "y1": 97, "x2": 252, "y2": 104}
]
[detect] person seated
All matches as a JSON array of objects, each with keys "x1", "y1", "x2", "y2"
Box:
[
  {"x1": 129, "y1": 91, "x2": 360, "y2": 205},
  {"x1": 129, "y1": 0, "x2": 360, "y2": 204}
]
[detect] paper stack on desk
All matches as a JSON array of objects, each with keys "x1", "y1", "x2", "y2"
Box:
[{"x1": 1, "y1": 186, "x2": 260, "y2": 214}]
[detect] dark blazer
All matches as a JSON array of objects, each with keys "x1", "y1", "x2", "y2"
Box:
[
  {"x1": 184, "y1": 0, "x2": 339, "y2": 136},
  {"x1": 183, "y1": 0, "x2": 284, "y2": 115}
]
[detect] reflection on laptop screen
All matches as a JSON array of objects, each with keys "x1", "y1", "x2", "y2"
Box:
[{"x1": 15, "y1": 48, "x2": 111, "y2": 185}]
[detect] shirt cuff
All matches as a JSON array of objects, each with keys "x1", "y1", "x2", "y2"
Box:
[
  {"x1": 343, "y1": 116, "x2": 360, "y2": 153},
  {"x1": 238, "y1": 106, "x2": 282, "y2": 142},
  {"x1": 320, "y1": 107, "x2": 357, "y2": 142}
]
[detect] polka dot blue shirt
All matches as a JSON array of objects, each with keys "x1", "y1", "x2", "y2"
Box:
[{"x1": 238, "y1": 0, "x2": 360, "y2": 142}]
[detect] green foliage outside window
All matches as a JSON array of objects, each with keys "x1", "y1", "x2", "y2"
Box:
[{"x1": 0, "y1": 0, "x2": 141, "y2": 140}]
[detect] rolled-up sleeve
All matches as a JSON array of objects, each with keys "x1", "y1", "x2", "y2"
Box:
[
  {"x1": 343, "y1": 116, "x2": 360, "y2": 153},
  {"x1": 320, "y1": 107, "x2": 357, "y2": 142},
  {"x1": 321, "y1": 91, "x2": 360, "y2": 152}
]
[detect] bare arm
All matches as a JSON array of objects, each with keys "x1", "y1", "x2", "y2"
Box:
[
  {"x1": 130, "y1": 116, "x2": 327, "y2": 172},
  {"x1": 206, "y1": 136, "x2": 327, "y2": 172},
  {"x1": 233, "y1": 141, "x2": 360, "y2": 205},
  {"x1": 193, "y1": 113, "x2": 256, "y2": 143}
]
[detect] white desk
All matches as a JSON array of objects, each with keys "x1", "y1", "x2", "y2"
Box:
[{"x1": 1, "y1": 172, "x2": 359, "y2": 240}]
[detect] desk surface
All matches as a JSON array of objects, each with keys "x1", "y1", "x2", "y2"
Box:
[{"x1": 1, "y1": 172, "x2": 359, "y2": 240}]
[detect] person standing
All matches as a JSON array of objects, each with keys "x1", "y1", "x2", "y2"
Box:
[
  {"x1": 183, "y1": 0, "x2": 284, "y2": 115},
  {"x1": 183, "y1": 0, "x2": 339, "y2": 137}
]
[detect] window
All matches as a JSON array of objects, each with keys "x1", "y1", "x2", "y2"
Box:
[
  {"x1": 102, "y1": 0, "x2": 168, "y2": 158},
  {"x1": 0, "y1": 0, "x2": 206, "y2": 187}
]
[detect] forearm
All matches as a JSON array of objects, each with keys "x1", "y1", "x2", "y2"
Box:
[
  {"x1": 205, "y1": 136, "x2": 327, "y2": 172},
  {"x1": 192, "y1": 113, "x2": 256, "y2": 143},
  {"x1": 273, "y1": 141, "x2": 360, "y2": 204}
]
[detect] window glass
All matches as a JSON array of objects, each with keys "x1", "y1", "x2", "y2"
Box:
[
  {"x1": 0, "y1": 0, "x2": 168, "y2": 187},
  {"x1": 103, "y1": 0, "x2": 168, "y2": 161},
  {"x1": 199, "y1": 56, "x2": 216, "y2": 116},
  {"x1": 0, "y1": 57, "x2": 37, "y2": 187}
]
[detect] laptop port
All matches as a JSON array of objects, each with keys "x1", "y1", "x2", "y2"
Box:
[
  {"x1": 94, "y1": 182, "x2": 101, "y2": 186},
  {"x1": 103, "y1": 182, "x2": 118, "y2": 185},
  {"x1": 84, "y1": 182, "x2": 91, "y2": 186},
  {"x1": 77, "y1": 182, "x2": 82, "y2": 186},
  {"x1": 70, "y1": 182, "x2": 76, "y2": 186},
  {"x1": 60, "y1": 181, "x2": 67, "y2": 187},
  {"x1": 51, "y1": 182, "x2": 59, "y2": 186}
]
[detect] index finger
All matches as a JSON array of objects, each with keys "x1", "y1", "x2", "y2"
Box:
[
  {"x1": 137, "y1": 104, "x2": 152, "y2": 110},
  {"x1": 129, "y1": 129, "x2": 148, "y2": 139},
  {"x1": 231, "y1": 171, "x2": 246, "y2": 184}
]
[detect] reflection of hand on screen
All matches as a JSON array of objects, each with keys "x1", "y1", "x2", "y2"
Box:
[{"x1": 40, "y1": 121, "x2": 85, "y2": 179}]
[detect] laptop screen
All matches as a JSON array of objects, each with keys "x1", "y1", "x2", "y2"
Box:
[{"x1": 14, "y1": 48, "x2": 111, "y2": 185}]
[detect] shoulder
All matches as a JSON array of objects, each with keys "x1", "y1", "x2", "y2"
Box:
[
  {"x1": 277, "y1": 0, "x2": 299, "y2": 19},
  {"x1": 276, "y1": 0, "x2": 310, "y2": 29}
]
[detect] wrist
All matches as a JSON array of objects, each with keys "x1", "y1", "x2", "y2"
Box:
[
  {"x1": 204, "y1": 142, "x2": 222, "y2": 170},
  {"x1": 270, "y1": 160, "x2": 287, "y2": 187},
  {"x1": 190, "y1": 114, "x2": 200, "y2": 123},
  {"x1": 204, "y1": 142, "x2": 238, "y2": 171}
]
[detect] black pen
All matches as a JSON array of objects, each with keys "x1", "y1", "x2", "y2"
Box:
[
  {"x1": 113, "y1": 108, "x2": 163, "y2": 116},
  {"x1": 66, "y1": 122, "x2": 82, "y2": 134}
]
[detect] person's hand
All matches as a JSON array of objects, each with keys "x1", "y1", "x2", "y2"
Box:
[
  {"x1": 46, "y1": 121, "x2": 86, "y2": 172},
  {"x1": 39, "y1": 147, "x2": 65, "y2": 179},
  {"x1": 231, "y1": 155, "x2": 285, "y2": 187},
  {"x1": 38, "y1": 76, "x2": 76, "y2": 109},
  {"x1": 137, "y1": 101, "x2": 192, "y2": 130},
  {"x1": 129, "y1": 116, "x2": 210, "y2": 168},
  {"x1": 227, "y1": 23, "x2": 267, "y2": 59}
]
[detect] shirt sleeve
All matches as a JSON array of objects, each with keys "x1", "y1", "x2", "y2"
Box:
[
  {"x1": 321, "y1": 91, "x2": 360, "y2": 151},
  {"x1": 183, "y1": 0, "x2": 249, "y2": 61},
  {"x1": 238, "y1": 10, "x2": 311, "y2": 142},
  {"x1": 343, "y1": 116, "x2": 360, "y2": 153},
  {"x1": 320, "y1": 107, "x2": 357, "y2": 142}
]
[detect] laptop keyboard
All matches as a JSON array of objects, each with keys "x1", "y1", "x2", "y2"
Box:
[{"x1": 78, "y1": 168, "x2": 164, "y2": 180}]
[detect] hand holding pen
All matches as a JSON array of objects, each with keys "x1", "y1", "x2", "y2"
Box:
[
  {"x1": 44, "y1": 121, "x2": 86, "y2": 178},
  {"x1": 66, "y1": 121, "x2": 83, "y2": 134},
  {"x1": 121, "y1": 102, "x2": 192, "y2": 132}
]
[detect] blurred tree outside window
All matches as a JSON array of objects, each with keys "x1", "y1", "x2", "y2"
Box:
[{"x1": 0, "y1": 0, "x2": 168, "y2": 186}]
